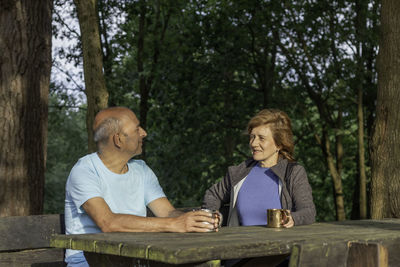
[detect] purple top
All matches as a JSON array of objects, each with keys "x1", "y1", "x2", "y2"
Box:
[{"x1": 236, "y1": 163, "x2": 282, "y2": 226}]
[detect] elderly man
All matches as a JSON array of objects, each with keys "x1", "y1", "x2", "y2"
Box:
[{"x1": 64, "y1": 107, "x2": 217, "y2": 267}]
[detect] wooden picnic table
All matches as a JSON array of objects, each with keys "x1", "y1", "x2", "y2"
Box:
[{"x1": 50, "y1": 218, "x2": 400, "y2": 266}]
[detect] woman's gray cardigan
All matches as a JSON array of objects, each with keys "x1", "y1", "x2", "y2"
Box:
[{"x1": 202, "y1": 158, "x2": 316, "y2": 226}]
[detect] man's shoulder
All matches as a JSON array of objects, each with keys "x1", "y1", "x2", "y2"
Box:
[
  {"x1": 73, "y1": 152, "x2": 96, "y2": 164},
  {"x1": 70, "y1": 153, "x2": 95, "y2": 170},
  {"x1": 68, "y1": 153, "x2": 99, "y2": 179}
]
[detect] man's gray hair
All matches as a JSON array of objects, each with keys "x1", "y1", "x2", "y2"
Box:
[{"x1": 93, "y1": 117, "x2": 122, "y2": 147}]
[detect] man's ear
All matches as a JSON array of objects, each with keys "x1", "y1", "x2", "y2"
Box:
[{"x1": 113, "y1": 133, "x2": 122, "y2": 148}]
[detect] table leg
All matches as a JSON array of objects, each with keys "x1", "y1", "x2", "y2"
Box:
[
  {"x1": 288, "y1": 242, "x2": 348, "y2": 267},
  {"x1": 289, "y1": 241, "x2": 389, "y2": 267},
  {"x1": 346, "y1": 242, "x2": 388, "y2": 267}
]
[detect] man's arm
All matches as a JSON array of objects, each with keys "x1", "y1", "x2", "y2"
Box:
[
  {"x1": 147, "y1": 197, "x2": 184, "y2": 217},
  {"x1": 82, "y1": 197, "x2": 215, "y2": 233},
  {"x1": 148, "y1": 197, "x2": 221, "y2": 227}
]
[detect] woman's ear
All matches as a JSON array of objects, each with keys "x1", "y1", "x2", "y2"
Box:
[{"x1": 276, "y1": 144, "x2": 282, "y2": 152}]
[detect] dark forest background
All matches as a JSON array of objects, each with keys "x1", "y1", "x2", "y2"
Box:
[{"x1": 45, "y1": 0, "x2": 381, "y2": 222}]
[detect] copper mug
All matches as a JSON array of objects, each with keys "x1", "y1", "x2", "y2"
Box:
[{"x1": 267, "y1": 209, "x2": 290, "y2": 228}]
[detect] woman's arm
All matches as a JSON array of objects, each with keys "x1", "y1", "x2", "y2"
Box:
[
  {"x1": 289, "y1": 165, "x2": 316, "y2": 225},
  {"x1": 202, "y1": 172, "x2": 232, "y2": 212}
]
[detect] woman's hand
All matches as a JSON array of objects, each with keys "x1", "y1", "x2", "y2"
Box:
[
  {"x1": 282, "y1": 213, "x2": 294, "y2": 228},
  {"x1": 213, "y1": 210, "x2": 223, "y2": 230}
]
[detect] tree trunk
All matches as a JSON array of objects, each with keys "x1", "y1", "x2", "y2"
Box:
[
  {"x1": 263, "y1": 45, "x2": 276, "y2": 108},
  {"x1": 248, "y1": 24, "x2": 277, "y2": 108},
  {"x1": 335, "y1": 111, "x2": 343, "y2": 176},
  {"x1": 98, "y1": 0, "x2": 112, "y2": 79},
  {"x1": 357, "y1": 83, "x2": 367, "y2": 219},
  {"x1": 74, "y1": 0, "x2": 109, "y2": 153},
  {"x1": 355, "y1": 0, "x2": 368, "y2": 220},
  {"x1": 322, "y1": 130, "x2": 346, "y2": 221},
  {"x1": 370, "y1": 0, "x2": 400, "y2": 219},
  {"x1": 0, "y1": 0, "x2": 52, "y2": 216}
]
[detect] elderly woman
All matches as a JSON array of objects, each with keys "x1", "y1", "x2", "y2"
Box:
[{"x1": 202, "y1": 109, "x2": 316, "y2": 228}]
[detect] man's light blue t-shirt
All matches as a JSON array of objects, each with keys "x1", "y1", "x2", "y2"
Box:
[{"x1": 64, "y1": 152, "x2": 166, "y2": 260}]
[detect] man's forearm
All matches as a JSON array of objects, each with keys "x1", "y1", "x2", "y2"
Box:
[
  {"x1": 167, "y1": 209, "x2": 184, "y2": 217},
  {"x1": 102, "y1": 213, "x2": 179, "y2": 232},
  {"x1": 83, "y1": 197, "x2": 216, "y2": 233},
  {"x1": 102, "y1": 210, "x2": 217, "y2": 233}
]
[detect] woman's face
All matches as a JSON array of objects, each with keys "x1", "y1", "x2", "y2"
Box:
[{"x1": 249, "y1": 125, "x2": 280, "y2": 167}]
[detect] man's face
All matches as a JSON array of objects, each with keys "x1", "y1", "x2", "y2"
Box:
[{"x1": 120, "y1": 112, "x2": 147, "y2": 157}]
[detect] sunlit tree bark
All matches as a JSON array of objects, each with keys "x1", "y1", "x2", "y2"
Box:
[
  {"x1": 0, "y1": 0, "x2": 52, "y2": 216},
  {"x1": 74, "y1": 0, "x2": 109, "y2": 153},
  {"x1": 370, "y1": 0, "x2": 400, "y2": 219}
]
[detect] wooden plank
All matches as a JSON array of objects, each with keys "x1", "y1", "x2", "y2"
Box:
[
  {"x1": 379, "y1": 237, "x2": 400, "y2": 266},
  {"x1": 0, "y1": 248, "x2": 65, "y2": 267},
  {"x1": 51, "y1": 219, "x2": 400, "y2": 265},
  {"x1": 347, "y1": 242, "x2": 388, "y2": 267},
  {"x1": 289, "y1": 242, "x2": 349, "y2": 267},
  {"x1": 85, "y1": 252, "x2": 220, "y2": 267},
  {"x1": 51, "y1": 229, "x2": 294, "y2": 264},
  {"x1": 0, "y1": 214, "x2": 65, "y2": 251}
]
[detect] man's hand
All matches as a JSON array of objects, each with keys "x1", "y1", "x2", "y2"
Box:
[{"x1": 173, "y1": 210, "x2": 217, "y2": 232}]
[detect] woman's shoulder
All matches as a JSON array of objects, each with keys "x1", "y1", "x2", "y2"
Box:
[
  {"x1": 288, "y1": 160, "x2": 306, "y2": 169},
  {"x1": 286, "y1": 160, "x2": 304, "y2": 169},
  {"x1": 286, "y1": 161, "x2": 308, "y2": 179}
]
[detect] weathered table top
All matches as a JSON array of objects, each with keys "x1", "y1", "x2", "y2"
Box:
[{"x1": 50, "y1": 219, "x2": 400, "y2": 265}]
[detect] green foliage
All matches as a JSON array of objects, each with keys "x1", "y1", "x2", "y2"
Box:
[
  {"x1": 44, "y1": 89, "x2": 87, "y2": 213},
  {"x1": 47, "y1": 0, "x2": 379, "y2": 221}
]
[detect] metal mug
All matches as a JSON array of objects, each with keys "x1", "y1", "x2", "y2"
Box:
[
  {"x1": 194, "y1": 208, "x2": 223, "y2": 232},
  {"x1": 267, "y1": 209, "x2": 290, "y2": 228}
]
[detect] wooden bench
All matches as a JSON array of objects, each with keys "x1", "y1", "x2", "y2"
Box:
[
  {"x1": 0, "y1": 214, "x2": 65, "y2": 267},
  {"x1": 0, "y1": 208, "x2": 193, "y2": 267}
]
